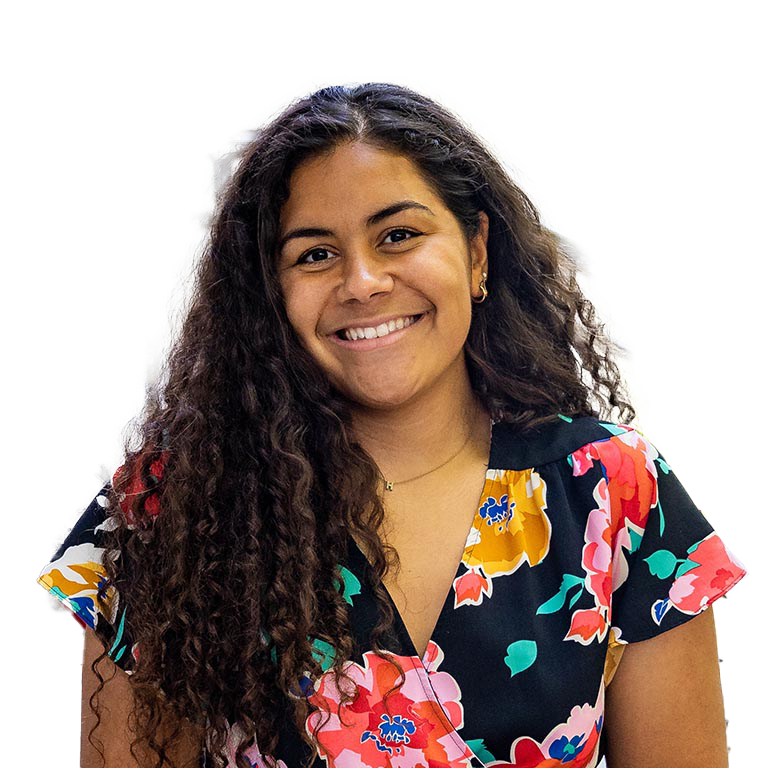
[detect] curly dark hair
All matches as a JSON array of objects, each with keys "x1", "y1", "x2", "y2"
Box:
[{"x1": 88, "y1": 82, "x2": 636, "y2": 768}]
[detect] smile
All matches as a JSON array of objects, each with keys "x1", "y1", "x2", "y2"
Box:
[{"x1": 330, "y1": 312, "x2": 428, "y2": 350}]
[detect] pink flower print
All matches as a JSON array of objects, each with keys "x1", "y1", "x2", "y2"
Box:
[
  {"x1": 570, "y1": 430, "x2": 666, "y2": 597},
  {"x1": 305, "y1": 642, "x2": 474, "y2": 768},
  {"x1": 221, "y1": 720, "x2": 288, "y2": 768},
  {"x1": 539, "y1": 479, "x2": 611, "y2": 645},
  {"x1": 488, "y1": 681, "x2": 605, "y2": 768},
  {"x1": 420, "y1": 640, "x2": 465, "y2": 727},
  {"x1": 581, "y1": 479, "x2": 612, "y2": 611},
  {"x1": 569, "y1": 446, "x2": 596, "y2": 477},
  {"x1": 665, "y1": 533, "x2": 747, "y2": 616},
  {"x1": 452, "y1": 568, "x2": 492, "y2": 607},
  {"x1": 570, "y1": 430, "x2": 658, "y2": 535},
  {"x1": 421, "y1": 640, "x2": 442, "y2": 668}
]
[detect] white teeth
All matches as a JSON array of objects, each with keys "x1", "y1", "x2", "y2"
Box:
[{"x1": 342, "y1": 314, "x2": 419, "y2": 341}]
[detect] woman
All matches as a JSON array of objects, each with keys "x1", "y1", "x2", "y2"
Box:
[{"x1": 38, "y1": 83, "x2": 746, "y2": 768}]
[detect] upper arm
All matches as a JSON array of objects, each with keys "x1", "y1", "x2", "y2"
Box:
[
  {"x1": 81, "y1": 629, "x2": 203, "y2": 768},
  {"x1": 603, "y1": 607, "x2": 729, "y2": 768}
]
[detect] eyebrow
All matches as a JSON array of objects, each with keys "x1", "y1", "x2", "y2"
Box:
[{"x1": 277, "y1": 200, "x2": 435, "y2": 254}]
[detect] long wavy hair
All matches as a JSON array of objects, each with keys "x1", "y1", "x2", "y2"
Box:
[{"x1": 89, "y1": 82, "x2": 636, "y2": 768}]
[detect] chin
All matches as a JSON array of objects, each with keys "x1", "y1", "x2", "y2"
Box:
[{"x1": 337, "y1": 383, "x2": 423, "y2": 412}]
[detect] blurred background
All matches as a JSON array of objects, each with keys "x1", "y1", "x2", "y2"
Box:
[{"x1": 3, "y1": 1, "x2": 763, "y2": 764}]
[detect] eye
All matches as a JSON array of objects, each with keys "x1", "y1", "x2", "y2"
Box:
[
  {"x1": 382, "y1": 227, "x2": 421, "y2": 245},
  {"x1": 296, "y1": 247, "x2": 335, "y2": 266}
]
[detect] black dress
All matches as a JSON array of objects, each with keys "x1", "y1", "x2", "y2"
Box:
[{"x1": 38, "y1": 415, "x2": 746, "y2": 768}]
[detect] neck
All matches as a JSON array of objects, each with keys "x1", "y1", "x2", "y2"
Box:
[{"x1": 347, "y1": 366, "x2": 490, "y2": 486}]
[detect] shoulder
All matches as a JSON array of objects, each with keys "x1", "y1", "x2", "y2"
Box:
[{"x1": 489, "y1": 413, "x2": 652, "y2": 470}]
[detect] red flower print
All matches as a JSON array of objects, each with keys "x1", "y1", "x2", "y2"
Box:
[
  {"x1": 112, "y1": 451, "x2": 168, "y2": 526},
  {"x1": 453, "y1": 568, "x2": 492, "y2": 607},
  {"x1": 571, "y1": 430, "x2": 658, "y2": 536},
  {"x1": 487, "y1": 681, "x2": 605, "y2": 767},
  {"x1": 305, "y1": 641, "x2": 474, "y2": 768},
  {"x1": 667, "y1": 533, "x2": 747, "y2": 615},
  {"x1": 565, "y1": 608, "x2": 608, "y2": 645}
]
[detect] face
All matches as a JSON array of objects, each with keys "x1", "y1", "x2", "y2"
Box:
[{"x1": 276, "y1": 141, "x2": 489, "y2": 413}]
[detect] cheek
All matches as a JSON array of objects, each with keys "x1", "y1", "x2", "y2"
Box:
[
  {"x1": 285, "y1": 303, "x2": 309, "y2": 339},
  {"x1": 283, "y1": 288, "x2": 322, "y2": 343}
]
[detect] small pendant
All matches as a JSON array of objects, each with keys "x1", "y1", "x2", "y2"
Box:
[{"x1": 385, "y1": 481, "x2": 394, "y2": 491}]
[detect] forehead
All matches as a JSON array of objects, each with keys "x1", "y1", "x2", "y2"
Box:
[{"x1": 279, "y1": 142, "x2": 442, "y2": 226}]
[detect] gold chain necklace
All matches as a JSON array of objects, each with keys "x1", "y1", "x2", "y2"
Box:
[{"x1": 380, "y1": 429, "x2": 474, "y2": 492}]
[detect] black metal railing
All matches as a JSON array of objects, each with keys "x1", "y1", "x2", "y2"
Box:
[{"x1": 35, "y1": 130, "x2": 750, "y2": 768}]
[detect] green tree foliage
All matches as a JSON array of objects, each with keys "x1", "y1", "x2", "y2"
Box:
[{"x1": 606, "y1": 75, "x2": 749, "y2": 647}]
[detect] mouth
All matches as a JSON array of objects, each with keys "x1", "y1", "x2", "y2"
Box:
[{"x1": 330, "y1": 312, "x2": 428, "y2": 350}]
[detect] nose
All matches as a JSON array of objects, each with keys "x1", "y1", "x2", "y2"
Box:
[{"x1": 335, "y1": 248, "x2": 395, "y2": 303}]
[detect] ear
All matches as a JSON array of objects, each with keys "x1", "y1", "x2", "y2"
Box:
[{"x1": 470, "y1": 210, "x2": 490, "y2": 295}]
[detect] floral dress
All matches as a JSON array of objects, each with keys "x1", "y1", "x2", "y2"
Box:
[{"x1": 38, "y1": 415, "x2": 747, "y2": 768}]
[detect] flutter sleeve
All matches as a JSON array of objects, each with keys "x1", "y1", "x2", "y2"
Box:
[
  {"x1": 594, "y1": 427, "x2": 748, "y2": 645},
  {"x1": 37, "y1": 482, "x2": 138, "y2": 673}
]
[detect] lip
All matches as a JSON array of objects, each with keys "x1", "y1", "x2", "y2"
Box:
[{"x1": 328, "y1": 311, "x2": 429, "y2": 351}]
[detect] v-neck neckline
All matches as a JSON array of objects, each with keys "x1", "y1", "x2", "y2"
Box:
[{"x1": 348, "y1": 419, "x2": 498, "y2": 667}]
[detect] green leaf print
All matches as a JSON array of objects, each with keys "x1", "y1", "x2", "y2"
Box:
[
  {"x1": 261, "y1": 630, "x2": 336, "y2": 670},
  {"x1": 568, "y1": 586, "x2": 584, "y2": 609},
  {"x1": 108, "y1": 606, "x2": 128, "y2": 663},
  {"x1": 536, "y1": 573, "x2": 584, "y2": 615},
  {"x1": 654, "y1": 458, "x2": 669, "y2": 535},
  {"x1": 657, "y1": 497, "x2": 665, "y2": 537},
  {"x1": 334, "y1": 565, "x2": 361, "y2": 605},
  {"x1": 310, "y1": 637, "x2": 336, "y2": 671},
  {"x1": 598, "y1": 421, "x2": 630, "y2": 435},
  {"x1": 687, "y1": 537, "x2": 705, "y2": 555},
  {"x1": 504, "y1": 640, "x2": 537, "y2": 678},
  {"x1": 464, "y1": 739, "x2": 497, "y2": 764},
  {"x1": 644, "y1": 549, "x2": 678, "y2": 579},
  {"x1": 628, "y1": 527, "x2": 643, "y2": 554},
  {"x1": 675, "y1": 559, "x2": 699, "y2": 578}
]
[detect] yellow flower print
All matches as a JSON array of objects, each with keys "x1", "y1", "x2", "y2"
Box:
[{"x1": 454, "y1": 469, "x2": 551, "y2": 607}]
